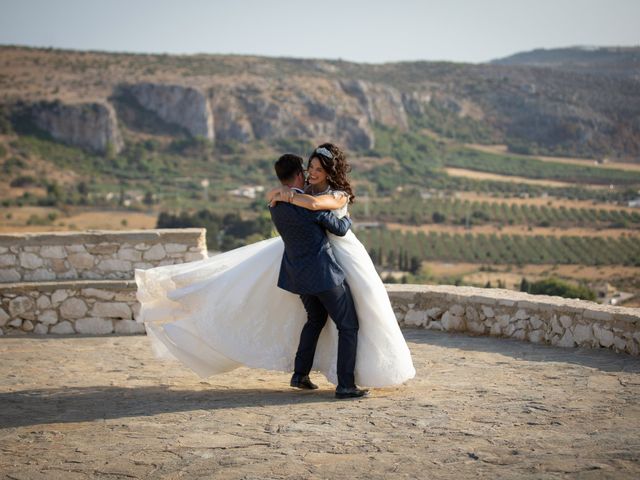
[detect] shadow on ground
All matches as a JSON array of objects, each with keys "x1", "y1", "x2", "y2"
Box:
[
  {"x1": 0, "y1": 386, "x2": 335, "y2": 429},
  {"x1": 402, "y1": 328, "x2": 640, "y2": 373}
]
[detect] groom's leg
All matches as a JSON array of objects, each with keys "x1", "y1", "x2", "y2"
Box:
[
  {"x1": 294, "y1": 294, "x2": 328, "y2": 376},
  {"x1": 316, "y1": 282, "x2": 359, "y2": 389}
]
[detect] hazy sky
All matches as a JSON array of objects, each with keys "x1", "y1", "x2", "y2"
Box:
[{"x1": 0, "y1": 0, "x2": 638, "y2": 63}]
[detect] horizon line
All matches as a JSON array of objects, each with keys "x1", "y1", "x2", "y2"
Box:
[{"x1": 2, "y1": 42, "x2": 638, "y2": 66}]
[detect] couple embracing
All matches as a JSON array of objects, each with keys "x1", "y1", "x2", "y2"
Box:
[{"x1": 135, "y1": 143, "x2": 415, "y2": 397}]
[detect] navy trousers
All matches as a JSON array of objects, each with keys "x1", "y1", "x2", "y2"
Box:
[{"x1": 295, "y1": 282, "x2": 359, "y2": 389}]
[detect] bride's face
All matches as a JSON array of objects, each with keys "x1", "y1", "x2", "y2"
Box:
[{"x1": 307, "y1": 158, "x2": 328, "y2": 186}]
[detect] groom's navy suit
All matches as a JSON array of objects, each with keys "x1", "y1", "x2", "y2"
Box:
[{"x1": 270, "y1": 199, "x2": 359, "y2": 389}]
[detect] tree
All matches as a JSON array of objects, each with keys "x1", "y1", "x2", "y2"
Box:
[
  {"x1": 432, "y1": 211, "x2": 446, "y2": 223},
  {"x1": 386, "y1": 249, "x2": 397, "y2": 269},
  {"x1": 143, "y1": 191, "x2": 155, "y2": 206},
  {"x1": 104, "y1": 142, "x2": 116, "y2": 160},
  {"x1": 76, "y1": 181, "x2": 89, "y2": 205},
  {"x1": 409, "y1": 256, "x2": 422, "y2": 275},
  {"x1": 45, "y1": 181, "x2": 63, "y2": 206}
]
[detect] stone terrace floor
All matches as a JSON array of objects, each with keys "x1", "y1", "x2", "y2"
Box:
[{"x1": 1, "y1": 330, "x2": 639, "y2": 480}]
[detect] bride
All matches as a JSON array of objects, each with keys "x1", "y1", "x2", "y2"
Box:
[{"x1": 134, "y1": 143, "x2": 416, "y2": 388}]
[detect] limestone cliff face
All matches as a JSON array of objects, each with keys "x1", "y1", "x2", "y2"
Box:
[
  {"x1": 30, "y1": 101, "x2": 123, "y2": 154},
  {"x1": 402, "y1": 91, "x2": 433, "y2": 116},
  {"x1": 207, "y1": 78, "x2": 377, "y2": 150},
  {"x1": 23, "y1": 77, "x2": 417, "y2": 153},
  {"x1": 22, "y1": 78, "x2": 440, "y2": 154},
  {"x1": 339, "y1": 79, "x2": 409, "y2": 130},
  {"x1": 122, "y1": 83, "x2": 214, "y2": 141},
  {"x1": 206, "y1": 77, "x2": 414, "y2": 150}
]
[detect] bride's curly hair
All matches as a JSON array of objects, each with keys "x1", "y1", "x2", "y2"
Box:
[{"x1": 307, "y1": 143, "x2": 355, "y2": 204}]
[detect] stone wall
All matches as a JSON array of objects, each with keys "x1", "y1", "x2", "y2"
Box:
[
  {"x1": 387, "y1": 284, "x2": 640, "y2": 356},
  {"x1": 2, "y1": 229, "x2": 639, "y2": 356},
  {"x1": 1, "y1": 280, "x2": 141, "y2": 335},
  {"x1": 0, "y1": 229, "x2": 207, "y2": 283},
  {"x1": 0, "y1": 229, "x2": 207, "y2": 335}
]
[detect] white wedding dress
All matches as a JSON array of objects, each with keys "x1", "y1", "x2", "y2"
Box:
[{"x1": 134, "y1": 192, "x2": 416, "y2": 387}]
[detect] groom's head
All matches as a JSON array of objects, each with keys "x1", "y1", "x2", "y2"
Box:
[{"x1": 275, "y1": 154, "x2": 305, "y2": 190}]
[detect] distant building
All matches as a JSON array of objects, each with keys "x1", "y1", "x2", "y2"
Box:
[
  {"x1": 628, "y1": 198, "x2": 640, "y2": 208},
  {"x1": 228, "y1": 185, "x2": 265, "y2": 199},
  {"x1": 353, "y1": 221, "x2": 381, "y2": 231}
]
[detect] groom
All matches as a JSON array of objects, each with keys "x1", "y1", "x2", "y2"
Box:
[{"x1": 269, "y1": 154, "x2": 368, "y2": 399}]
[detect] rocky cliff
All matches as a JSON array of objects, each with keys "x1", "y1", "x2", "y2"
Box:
[
  {"x1": 119, "y1": 83, "x2": 214, "y2": 141},
  {"x1": 207, "y1": 78, "x2": 385, "y2": 149},
  {"x1": 114, "y1": 77, "x2": 411, "y2": 150},
  {"x1": 28, "y1": 101, "x2": 124, "y2": 155}
]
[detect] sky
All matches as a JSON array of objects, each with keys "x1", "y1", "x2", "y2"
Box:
[{"x1": 0, "y1": 0, "x2": 638, "y2": 64}]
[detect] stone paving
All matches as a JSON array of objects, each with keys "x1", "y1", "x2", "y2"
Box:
[{"x1": 1, "y1": 330, "x2": 639, "y2": 479}]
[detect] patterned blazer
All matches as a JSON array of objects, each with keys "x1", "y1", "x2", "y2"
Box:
[{"x1": 269, "y1": 202, "x2": 352, "y2": 295}]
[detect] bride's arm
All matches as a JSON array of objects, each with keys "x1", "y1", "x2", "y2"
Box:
[
  {"x1": 267, "y1": 186, "x2": 349, "y2": 210},
  {"x1": 266, "y1": 186, "x2": 290, "y2": 206},
  {"x1": 290, "y1": 192, "x2": 348, "y2": 211}
]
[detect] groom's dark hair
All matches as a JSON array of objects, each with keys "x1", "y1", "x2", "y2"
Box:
[{"x1": 275, "y1": 154, "x2": 304, "y2": 183}]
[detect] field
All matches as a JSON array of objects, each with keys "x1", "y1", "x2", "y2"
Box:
[
  {"x1": 445, "y1": 167, "x2": 609, "y2": 189},
  {"x1": 465, "y1": 143, "x2": 640, "y2": 172},
  {"x1": 386, "y1": 223, "x2": 639, "y2": 238},
  {"x1": 442, "y1": 147, "x2": 640, "y2": 185},
  {"x1": 350, "y1": 195, "x2": 640, "y2": 229},
  {"x1": 414, "y1": 262, "x2": 640, "y2": 305},
  {"x1": 357, "y1": 228, "x2": 639, "y2": 266},
  {"x1": 0, "y1": 206, "x2": 157, "y2": 233}
]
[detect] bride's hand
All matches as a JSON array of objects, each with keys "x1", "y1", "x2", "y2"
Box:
[
  {"x1": 279, "y1": 186, "x2": 293, "y2": 201},
  {"x1": 267, "y1": 186, "x2": 283, "y2": 207},
  {"x1": 267, "y1": 186, "x2": 294, "y2": 207}
]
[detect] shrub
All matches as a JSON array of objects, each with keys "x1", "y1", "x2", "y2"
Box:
[
  {"x1": 10, "y1": 175, "x2": 38, "y2": 188},
  {"x1": 526, "y1": 277, "x2": 596, "y2": 301},
  {"x1": 432, "y1": 211, "x2": 446, "y2": 223},
  {"x1": 273, "y1": 138, "x2": 313, "y2": 155}
]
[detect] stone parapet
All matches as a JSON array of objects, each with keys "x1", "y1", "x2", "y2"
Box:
[
  {"x1": 3, "y1": 278, "x2": 640, "y2": 352},
  {"x1": 386, "y1": 284, "x2": 640, "y2": 356},
  {"x1": 0, "y1": 229, "x2": 207, "y2": 282},
  {"x1": 0, "y1": 280, "x2": 143, "y2": 335}
]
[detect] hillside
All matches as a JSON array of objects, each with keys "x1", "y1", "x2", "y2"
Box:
[
  {"x1": 491, "y1": 46, "x2": 640, "y2": 80},
  {"x1": 1, "y1": 45, "x2": 639, "y2": 162}
]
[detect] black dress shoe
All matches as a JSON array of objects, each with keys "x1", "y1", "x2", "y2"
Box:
[
  {"x1": 290, "y1": 374, "x2": 318, "y2": 390},
  {"x1": 335, "y1": 386, "x2": 369, "y2": 399}
]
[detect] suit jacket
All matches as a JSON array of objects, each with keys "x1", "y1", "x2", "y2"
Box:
[{"x1": 269, "y1": 201, "x2": 352, "y2": 295}]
